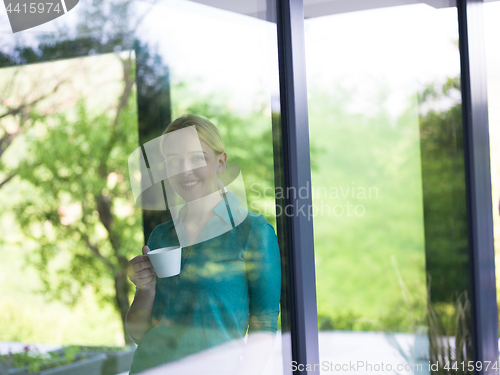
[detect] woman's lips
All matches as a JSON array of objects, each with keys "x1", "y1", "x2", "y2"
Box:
[{"x1": 179, "y1": 180, "x2": 200, "y2": 190}]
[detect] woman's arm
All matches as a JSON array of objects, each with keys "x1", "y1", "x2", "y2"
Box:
[
  {"x1": 126, "y1": 286, "x2": 156, "y2": 342},
  {"x1": 126, "y1": 245, "x2": 158, "y2": 342}
]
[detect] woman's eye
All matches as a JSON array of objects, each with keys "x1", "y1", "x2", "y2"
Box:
[
  {"x1": 192, "y1": 155, "x2": 205, "y2": 163},
  {"x1": 167, "y1": 158, "x2": 181, "y2": 166}
]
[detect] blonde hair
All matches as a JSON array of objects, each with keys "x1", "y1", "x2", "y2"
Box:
[{"x1": 162, "y1": 114, "x2": 224, "y2": 155}]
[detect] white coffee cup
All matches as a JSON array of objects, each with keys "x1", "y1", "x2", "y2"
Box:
[{"x1": 147, "y1": 246, "x2": 182, "y2": 278}]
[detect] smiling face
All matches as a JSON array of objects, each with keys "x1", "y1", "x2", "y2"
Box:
[{"x1": 163, "y1": 129, "x2": 226, "y2": 202}]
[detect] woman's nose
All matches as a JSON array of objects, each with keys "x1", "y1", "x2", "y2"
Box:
[
  {"x1": 181, "y1": 159, "x2": 196, "y2": 173},
  {"x1": 166, "y1": 159, "x2": 195, "y2": 177}
]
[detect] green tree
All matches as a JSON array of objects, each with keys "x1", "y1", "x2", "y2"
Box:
[
  {"x1": 0, "y1": 66, "x2": 72, "y2": 189},
  {"x1": 418, "y1": 76, "x2": 469, "y2": 305},
  {"x1": 0, "y1": 0, "x2": 142, "y2": 192},
  {"x1": 14, "y1": 53, "x2": 140, "y2": 343},
  {"x1": 418, "y1": 76, "x2": 476, "y2": 367}
]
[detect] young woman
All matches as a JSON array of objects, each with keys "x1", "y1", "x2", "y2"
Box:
[{"x1": 126, "y1": 115, "x2": 281, "y2": 375}]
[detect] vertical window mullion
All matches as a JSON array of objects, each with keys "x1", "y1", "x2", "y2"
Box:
[
  {"x1": 457, "y1": 0, "x2": 499, "y2": 372},
  {"x1": 275, "y1": 0, "x2": 320, "y2": 373}
]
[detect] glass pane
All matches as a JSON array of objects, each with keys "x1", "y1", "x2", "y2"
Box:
[
  {"x1": 484, "y1": 0, "x2": 500, "y2": 336},
  {"x1": 304, "y1": 2, "x2": 471, "y2": 373},
  {"x1": 0, "y1": 1, "x2": 286, "y2": 374}
]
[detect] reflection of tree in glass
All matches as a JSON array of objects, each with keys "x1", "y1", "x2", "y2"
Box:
[
  {"x1": 0, "y1": 0, "x2": 143, "y2": 191},
  {"x1": 0, "y1": 65, "x2": 72, "y2": 189},
  {"x1": 308, "y1": 83, "x2": 428, "y2": 333},
  {"x1": 14, "y1": 52, "x2": 139, "y2": 343},
  {"x1": 418, "y1": 77, "x2": 469, "y2": 306},
  {"x1": 427, "y1": 283, "x2": 473, "y2": 374},
  {"x1": 418, "y1": 76, "x2": 473, "y2": 360},
  {"x1": 310, "y1": 75, "x2": 467, "y2": 334},
  {"x1": 0, "y1": 0, "x2": 164, "y2": 344}
]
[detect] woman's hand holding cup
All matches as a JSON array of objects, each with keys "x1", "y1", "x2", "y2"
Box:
[{"x1": 128, "y1": 245, "x2": 157, "y2": 290}]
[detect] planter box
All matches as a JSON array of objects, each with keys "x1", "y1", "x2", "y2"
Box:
[
  {"x1": 7, "y1": 353, "x2": 106, "y2": 375},
  {"x1": 75, "y1": 346, "x2": 136, "y2": 375}
]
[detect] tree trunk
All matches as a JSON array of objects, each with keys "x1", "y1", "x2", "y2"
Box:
[{"x1": 114, "y1": 261, "x2": 133, "y2": 344}]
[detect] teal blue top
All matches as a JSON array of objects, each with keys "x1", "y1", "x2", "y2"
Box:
[{"x1": 129, "y1": 192, "x2": 281, "y2": 374}]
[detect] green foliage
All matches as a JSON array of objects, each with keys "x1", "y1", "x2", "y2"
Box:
[
  {"x1": 2, "y1": 54, "x2": 143, "y2": 346},
  {"x1": 0, "y1": 296, "x2": 124, "y2": 346},
  {"x1": 309, "y1": 83, "x2": 427, "y2": 333},
  {"x1": 0, "y1": 345, "x2": 81, "y2": 373},
  {"x1": 318, "y1": 283, "x2": 427, "y2": 332},
  {"x1": 69, "y1": 345, "x2": 134, "y2": 353},
  {"x1": 318, "y1": 311, "x2": 375, "y2": 331},
  {"x1": 310, "y1": 76, "x2": 470, "y2": 334},
  {"x1": 418, "y1": 77, "x2": 469, "y2": 304},
  {"x1": 14, "y1": 92, "x2": 142, "y2": 307},
  {"x1": 428, "y1": 291, "x2": 473, "y2": 375}
]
